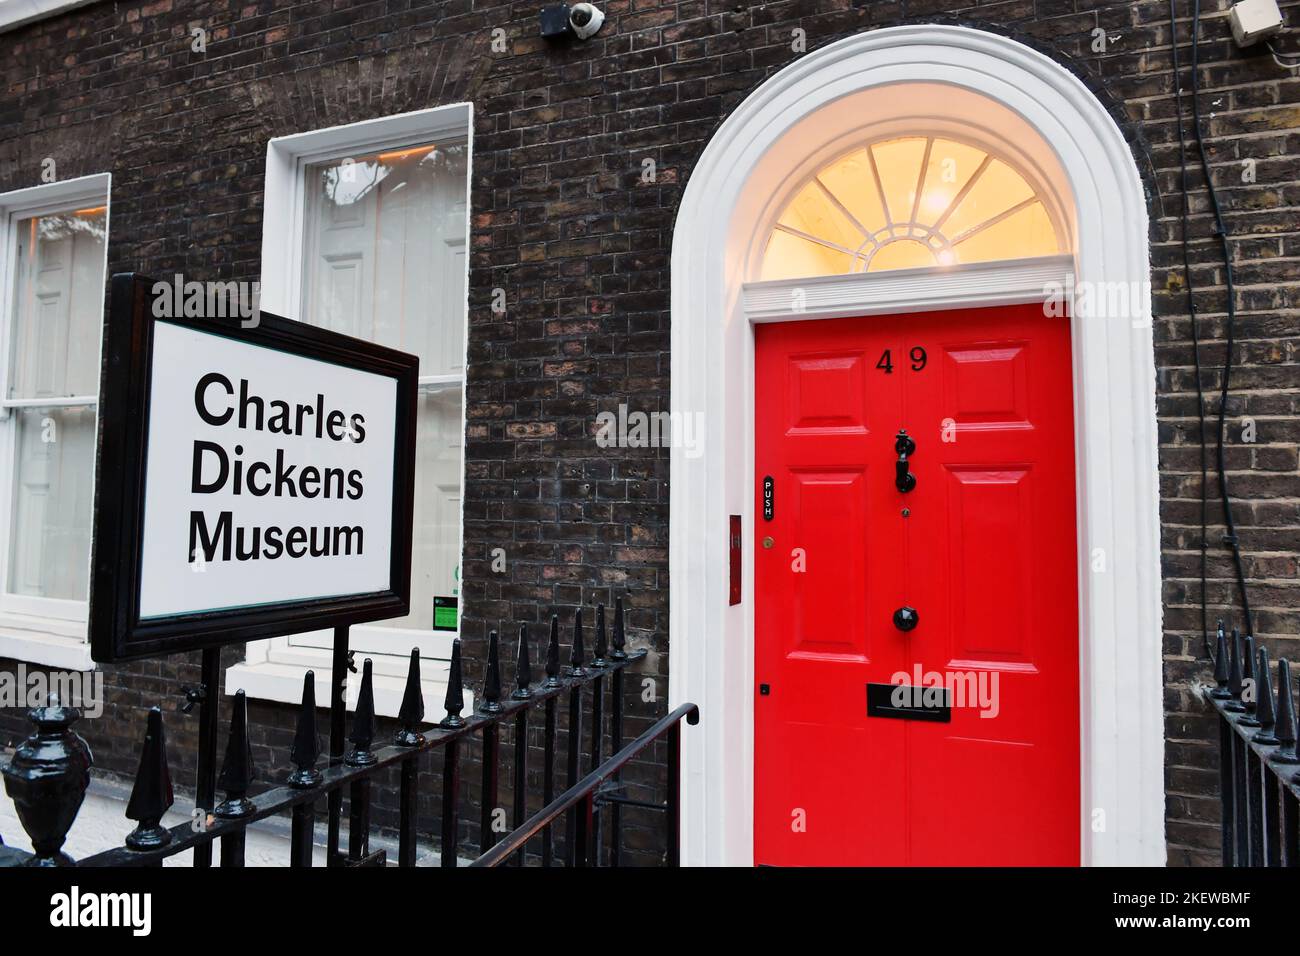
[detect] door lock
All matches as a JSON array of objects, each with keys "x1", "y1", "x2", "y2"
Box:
[
  {"x1": 895, "y1": 429, "x2": 916, "y2": 493},
  {"x1": 893, "y1": 606, "x2": 919, "y2": 632}
]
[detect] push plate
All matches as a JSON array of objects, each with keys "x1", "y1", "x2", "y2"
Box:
[
  {"x1": 762, "y1": 475, "x2": 774, "y2": 520},
  {"x1": 866, "y1": 682, "x2": 951, "y2": 722}
]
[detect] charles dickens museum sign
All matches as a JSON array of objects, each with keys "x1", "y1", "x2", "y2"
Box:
[{"x1": 90, "y1": 273, "x2": 418, "y2": 662}]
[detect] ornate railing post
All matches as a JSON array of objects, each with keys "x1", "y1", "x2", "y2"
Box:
[{"x1": 1, "y1": 702, "x2": 93, "y2": 866}]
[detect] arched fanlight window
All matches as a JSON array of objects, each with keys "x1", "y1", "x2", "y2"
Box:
[{"x1": 760, "y1": 136, "x2": 1062, "y2": 281}]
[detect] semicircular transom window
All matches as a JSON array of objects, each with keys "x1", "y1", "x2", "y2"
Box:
[{"x1": 760, "y1": 136, "x2": 1062, "y2": 281}]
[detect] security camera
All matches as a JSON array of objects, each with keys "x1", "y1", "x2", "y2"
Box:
[{"x1": 569, "y1": 2, "x2": 605, "y2": 40}]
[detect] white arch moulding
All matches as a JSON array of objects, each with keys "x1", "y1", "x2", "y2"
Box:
[{"x1": 668, "y1": 24, "x2": 1164, "y2": 867}]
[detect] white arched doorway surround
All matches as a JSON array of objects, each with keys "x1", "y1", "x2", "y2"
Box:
[{"x1": 667, "y1": 24, "x2": 1165, "y2": 866}]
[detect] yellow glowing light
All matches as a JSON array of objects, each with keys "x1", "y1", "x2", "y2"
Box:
[
  {"x1": 377, "y1": 145, "x2": 436, "y2": 163},
  {"x1": 73, "y1": 206, "x2": 107, "y2": 216},
  {"x1": 762, "y1": 136, "x2": 1060, "y2": 281}
]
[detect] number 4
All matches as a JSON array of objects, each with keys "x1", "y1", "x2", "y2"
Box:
[{"x1": 876, "y1": 349, "x2": 894, "y2": 374}]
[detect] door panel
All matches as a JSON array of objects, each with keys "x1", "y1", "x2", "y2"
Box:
[
  {"x1": 754, "y1": 303, "x2": 1079, "y2": 867},
  {"x1": 754, "y1": 318, "x2": 907, "y2": 866}
]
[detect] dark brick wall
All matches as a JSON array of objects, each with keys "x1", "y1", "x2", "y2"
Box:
[{"x1": 0, "y1": 0, "x2": 1297, "y2": 865}]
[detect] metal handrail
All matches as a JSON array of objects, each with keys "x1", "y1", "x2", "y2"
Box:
[{"x1": 472, "y1": 702, "x2": 700, "y2": 867}]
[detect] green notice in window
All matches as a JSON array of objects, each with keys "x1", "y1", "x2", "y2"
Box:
[{"x1": 433, "y1": 596, "x2": 458, "y2": 631}]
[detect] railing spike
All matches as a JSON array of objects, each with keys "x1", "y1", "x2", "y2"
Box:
[
  {"x1": 481, "y1": 631, "x2": 503, "y2": 714},
  {"x1": 592, "y1": 603, "x2": 609, "y2": 667},
  {"x1": 570, "y1": 606, "x2": 588, "y2": 678},
  {"x1": 513, "y1": 623, "x2": 533, "y2": 700},
  {"x1": 610, "y1": 596, "x2": 627, "y2": 661},
  {"x1": 1240, "y1": 635, "x2": 1262, "y2": 727},
  {"x1": 215, "y1": 691, "x2": 255, "y2": 818},
  {"x1": 125, "y1": 706, "x2": 174, "y2": 850},
  {"x1": 346, "y1": 659, "x2": 378, "y2": 766},
  {"x1": 1225, "y1": 627, "x2": 1246, "y2": 712},
  {"x1": 396, "y1": 648, "x2": 426, "y2": 746},
  {"x1": 545, "y1": 615, "x2": 562, "y2": 688},
  {"x1": 1252, "y1": 646, "x2": 1279, "y2": 745},
  {"x1": 1210, "y1": 621, "x2": 1231, "y2": 699},
  {"x1": 1273, "y1": 659, "x2": 1298, "y2": 764},
  {"x1": 288, "y1": 671, "x2": 322, "y2": 787},
  {"x1": 442, "y1": 638, "x2": 466, "y2": 728}
]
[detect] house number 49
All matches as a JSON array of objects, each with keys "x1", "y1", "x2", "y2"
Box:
[{"x1": 876, "y1": 347, "x2": 927, "y2": 373}]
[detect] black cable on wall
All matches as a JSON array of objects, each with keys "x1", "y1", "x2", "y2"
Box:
[
  {"x1": 1173, "y1": 0, "x2": 1257, "y2": 641},
  {"x1": 1168, "y1": 0, "x2": 1212, "y2": 659}
]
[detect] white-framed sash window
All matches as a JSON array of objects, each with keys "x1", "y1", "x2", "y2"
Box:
[
  {"x1": 229, "y1": 105, "x2": 472, "y2": 715},
  {"x1": 0, "y1": 174, "x2": 111, "y2": 671}
]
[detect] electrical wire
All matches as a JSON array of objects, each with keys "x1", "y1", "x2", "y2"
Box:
[
  {"x1": 1189, "y1": 0, "x2": 1256, "y2": 638},
  {"x1": 1265, "y1": 38, "x2": 1300, "y2": 69},
  {"x1": 1265, "y1": 39, "x2": 1300, "y2": 61},
  {"x1": 1169, "y1": 0, "x2": 1212, "y2": 659}
]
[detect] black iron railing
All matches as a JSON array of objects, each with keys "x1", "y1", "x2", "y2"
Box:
[
  {"x1": 473, "y1": 702, "x2": 699, "y2": 867},
  {"x1": 1207, "y1": 621, "x2": 1300, "y2": 866},
  {"x1": 0, "y1": 600, "x2": 697, "y2": 868}
]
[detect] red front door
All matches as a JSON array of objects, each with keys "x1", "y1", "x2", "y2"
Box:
[{"x1": 753, "y1": 303, "x2": 1080, "y2": 866}]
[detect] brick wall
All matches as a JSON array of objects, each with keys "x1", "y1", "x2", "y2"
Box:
[{"x1": 1, "y1": 0, "x2": 1297, "y2": 866}]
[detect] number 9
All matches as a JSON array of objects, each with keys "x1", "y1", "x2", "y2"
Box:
[{"x1": 910, "y1": 346, "x2": 927, "y2": 371}]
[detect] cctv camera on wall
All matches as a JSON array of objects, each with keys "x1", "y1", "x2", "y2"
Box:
[
  {"x1": 569, "y1": 3, "x2": 605, "y2": 39},
  {"x1": 539, "y1": 3, "x2": 605, "y2": 41}
]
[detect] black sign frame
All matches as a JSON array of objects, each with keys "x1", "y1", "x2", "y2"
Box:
[{"x1": 90, "y1": 273, "x2": 419, "y2": 662}]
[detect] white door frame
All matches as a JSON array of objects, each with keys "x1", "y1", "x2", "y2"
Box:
[{"x1": 667, "y1": 25, "x2": 1164, "y2": 867}]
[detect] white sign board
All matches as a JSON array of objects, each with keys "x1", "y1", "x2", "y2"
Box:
[
  {"x1": 138, "y1": 321, "x2": 397, "y2": 617},
  {"x1": 91, "y1": 274, "x2": 418, "y2": 662}
]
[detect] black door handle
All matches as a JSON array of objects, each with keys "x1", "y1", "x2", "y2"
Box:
[
  {"x1": 893, "y1": 606, "x2": 919, "y2": 632},
  {"x1": 895, "y1": 429, "x2": 916, "y2": 493}
]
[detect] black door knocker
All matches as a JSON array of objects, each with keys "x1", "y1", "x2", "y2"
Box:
[{"x1": 895, "y1": 429, "x2": 916, "y2": 493}]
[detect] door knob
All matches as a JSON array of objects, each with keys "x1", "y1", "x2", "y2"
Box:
[
  {"x1": 893, "y1": 606, "x2": 919, "y2": 632},
  {"x1": 895, "y1": 429, "x2": 916, "y2": 493}
]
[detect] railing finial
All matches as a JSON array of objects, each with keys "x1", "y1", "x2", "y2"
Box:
[
  {"x1": 125, "y1": 706, "x2": 174, "y2": 850},
  {"x1": 1226, "y1": 627, "x2": 1246, "y2": 713},
  {"x1": 593, "y1": 603, "x2": 609, "y2": 667},
  {"x1": 442, "y1": 638, "x2": 466, "y2": 728},
  {"x1": 610, "y1": 595, "x2": 627, "y2": 661},
  {"x1": 545, "y1": 615, "x2": 561, "y2": 688},
  {"x1": 396, "y1": 648, "x2": 426, "y2": 746},
  {"x1": 288, "y1": 671, "x2": 322, "y2": 787},
  {"x1": 1240, "y1": 635, "x2": 1262, "y2": 727},
  {"x1": 570, "y1": 607, "x2": 588, "y2": 678},
  {"x1": 1252, "y1": 646, "x2": 1279, "y2": 745},
  {"x1": 346, "y1": 659, "x2": 378, "y2": 766},
  {"x1": 481, "y1": 631, "x2": 503, "y2": 714},
  {"x1": 1272, "y1": 659, "x2": 1298, "y2": 764},
  {"x1": 513, "y1": 623, "x2": 533, "y2": 700},
  {"x1": 215, "y1": 690, "x2": 256, "y2": 819}
]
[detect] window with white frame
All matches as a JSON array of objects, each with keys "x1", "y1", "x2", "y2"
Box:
[
  {"x1": 229, "y1": 106, "x2": 470, "y2": 712},
  {"x1": 0, "y1": 175, "x2": 110, "y2": 669}
]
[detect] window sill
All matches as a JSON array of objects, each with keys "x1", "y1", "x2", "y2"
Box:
[
  {"x1": 226, "y1": 654, "x2": 472, "y2": 720},
  {"x1": 0, "y1": 618, "x2": 94, "y2": 671}
]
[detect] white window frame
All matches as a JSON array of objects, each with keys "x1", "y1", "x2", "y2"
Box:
[
  {"x1": 228, "y1": 104, "x2": 473, "y2": 716},
  {"x1": 0, "y1": 1, "x2": 101, "y2": 36},
  {"x1": 0, "y1": 173, "x2": 111, "y2": 671}
]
